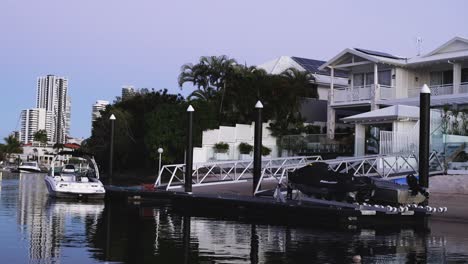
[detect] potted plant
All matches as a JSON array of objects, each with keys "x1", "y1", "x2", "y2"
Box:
[
  {"x1": 238, "y1": 142, "x2": 253, "y2": 160},
  {"x1": 262, "y1": 145, "x2": 272, "y2": 157},
  {"x1": 213, "y1": 142, "x2": 229, "y2": 160}
]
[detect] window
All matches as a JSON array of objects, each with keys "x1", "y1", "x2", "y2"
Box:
[
  {"x1": 430, "y1": 70, "x2": 453, "y2": 85},
  {"x1": 462, "y1": 68, "x2": 468, "y2": 83},
  {"x1": 378, "y1": 70, "x2": 391, "y2": 86},
  {"x1": 353, "y1": 73, "x2": 364, "y2": 87}
]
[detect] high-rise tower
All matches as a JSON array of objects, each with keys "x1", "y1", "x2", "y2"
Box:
[{"x1": 36, "y1": 75, "x2": 70, "y2": 143}]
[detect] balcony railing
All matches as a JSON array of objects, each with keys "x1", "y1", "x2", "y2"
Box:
[
  {"x1": 408, "y1": 84, "x2": 454, "y2": 97},
  {"x1": 333, "y1": 85, "x2": 372, "y2": 104},
  {"x1": 332, "y1": 84, "x2": 396, "y2": 104},
  {"x1": 460, "y1": 82, "x2": 468, "y2": 93},
  {"x1": 379, "y1": 85, "x2": 395, "y2": 100},
  {"x1": 332, "y1": 82, "x2": 468, "y2": 105}
]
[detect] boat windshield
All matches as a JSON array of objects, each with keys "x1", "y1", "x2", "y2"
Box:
[
  {"x1": 22, "y1": 162, "x2": 37, "y2": 167},
  {"x1": 51, "y1": 158, "x2": 98, "y2": 178}
]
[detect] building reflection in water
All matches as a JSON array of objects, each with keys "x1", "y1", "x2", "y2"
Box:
[{"x1": 13, "y1": 173, "x2": 104, "y2": 263}]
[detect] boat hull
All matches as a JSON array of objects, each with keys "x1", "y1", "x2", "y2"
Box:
[
  {"x1": 47, "y1": 190, "x2": 105, "y2": 199},
  {"x1": 44, "y1": 176, "x2": 106, "y2": 200},
  {"x1": 18, "y1": 168, "x2": 42, "y2": 173}
]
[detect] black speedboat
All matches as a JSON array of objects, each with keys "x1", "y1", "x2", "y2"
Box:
[{"x1": 288, "y1": 162, "x2": 428, "y2": 206}]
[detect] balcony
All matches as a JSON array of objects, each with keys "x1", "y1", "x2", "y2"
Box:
[
  {"x1": 332, "y1": 82, "x2": 468, "y2": 106},
  {"x1": 332, "y1": 85, "x2": 394, "y2": 105},
  {"x1": 333, "y1": 85, "x2": 372, "y2": 104},
  {"x1": 408, "y1": 84, "x2": 453, "y2": 97},
  {"x1": 408, "y1": 82, "x2": 468, "y2": 97}
]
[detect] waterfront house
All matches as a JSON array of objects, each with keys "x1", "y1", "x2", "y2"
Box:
[
  {"x1": 258, "y1": 56, "x2": 351, "y2": 126},
  {"x1": 319, "y1": 37, "x2": 468, "y2": 139}
]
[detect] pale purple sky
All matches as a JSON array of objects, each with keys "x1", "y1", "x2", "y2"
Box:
[{"x1": 1, "y1": 0, "x2": 467, "y2": 140}]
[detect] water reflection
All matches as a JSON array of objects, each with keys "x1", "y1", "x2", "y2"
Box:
[
  {"x1": 0, "y1": 171, "x2": 466, "y2": 263},
  {"x1": 92, "y1": 202, "x2": 454, "y2": 263},
  {"x1": 0, "y1": 172, "x2": 104, "y2": 263}
]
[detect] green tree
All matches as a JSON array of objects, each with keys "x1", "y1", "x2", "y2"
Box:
[
  {"x1": 144, "y1": 104, "x2": 186, "y2": 164},
  {"x1": 3, "y1": 135, "x2": 22, "y2": 160},
  {"x1": 53, "y1": 143, "x2": 65, "y2": 153},
  {"x1": 88, "y1": 89, "x2": 187, "y2": 174},
  {"x1": 0, "y1": 143, "x2": 5, "y2": 162},
  {"x1": 33, "y1": 129, "x2": 48, "y2": 143}
]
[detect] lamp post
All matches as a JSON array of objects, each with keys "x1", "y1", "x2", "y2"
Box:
[
  {"x1": 157, "y1": 147, "x2": 163, "y2": 178},
  {"x1": 185, "y1": 105, "x2": 194, "y2": 193},
  {"x1": 419, "y1": 84, "x2": 431, "y2": 188},
  {"x1": 253, "y1": 101, "x2": 263, "y2": 195},
  {"x1": 109, "y1": 114, "x2": 116, "y2": 185}
]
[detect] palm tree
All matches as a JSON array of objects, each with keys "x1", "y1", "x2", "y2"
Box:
[
  {"x1": 53, "y1": 143, "x2": 65, "y2": 153},
  {"x1": 178, "y1": 55, "x2": 238, "y2": 103},
  {"x1": 33, "y1": 129, "x2": 48, "y2": 144},
  {"x1": 267, "y1": 68, "x2": 318, "y2": 137}
]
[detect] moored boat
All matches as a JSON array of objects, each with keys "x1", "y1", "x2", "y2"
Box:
[
  {"x1": 288, "y1": 162, "x2": 428, "y2": 206},
  {"x1": 44, "y1": 151, "x2": 105, "y2": 199},
  {"x1": 18, "y1": 161, "x2": 42, "y2": 173}
]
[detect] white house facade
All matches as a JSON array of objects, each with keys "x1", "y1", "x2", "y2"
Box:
[{"x1": 319, "y1": 37, "x2": 468, "y2": 139}]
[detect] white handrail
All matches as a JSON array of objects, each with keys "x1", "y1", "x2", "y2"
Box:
[{"x1": 155, "y1": 156, "x2": 322, "y2": 190}]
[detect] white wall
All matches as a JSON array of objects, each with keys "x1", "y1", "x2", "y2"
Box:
[{"x1": 194, "y1": 122, "x2": 278, "y2": 163}]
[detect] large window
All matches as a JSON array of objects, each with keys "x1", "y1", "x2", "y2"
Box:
[
  {"x1": 430, "y1": 70, "x2": 453, "y2": 85},
  {"x1": 353, "y1": 70, "x2": 391, "y2": 87}
]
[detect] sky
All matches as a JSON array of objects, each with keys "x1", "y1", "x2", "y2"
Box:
[{"x1": 1, "y1": 0, "x2": 468, "y2": 140}]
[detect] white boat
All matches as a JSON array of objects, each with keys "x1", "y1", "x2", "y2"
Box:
[
  {"x1": 44, "y1": 151, "x2": 106, "y2": 199},
  {"x1": 18, "y1": 161, "x2": 42, "y2": 173}
]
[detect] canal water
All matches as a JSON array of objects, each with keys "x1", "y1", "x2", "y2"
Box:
[{"x1": 1, "y1": 171, "x2": 468, "y2": 264}]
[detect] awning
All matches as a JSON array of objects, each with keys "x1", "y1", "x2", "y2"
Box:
[{"x1": 341, "y1": 105, "x2": 420, "y2": 124}]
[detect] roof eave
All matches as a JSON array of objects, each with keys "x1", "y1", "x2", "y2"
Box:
[{"x1": 318, "y1": 48, "x2": 381, "y2": 71}]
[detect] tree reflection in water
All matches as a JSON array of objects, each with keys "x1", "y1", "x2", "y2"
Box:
[
  {"x1": 89, "y1": 202, "x2": 450, "y2": 264},
  {"x1": 0, "y1": 171, "x2": 460, "y2": 263}
]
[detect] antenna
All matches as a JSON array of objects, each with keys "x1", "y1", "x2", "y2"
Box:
[{"x1": 416, "y1": 37, "x2": 423, "y2": 56}]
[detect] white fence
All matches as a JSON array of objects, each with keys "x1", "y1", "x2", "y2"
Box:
[{"x1": 379, "y1": 131, "x2": 419, "y2": 155}]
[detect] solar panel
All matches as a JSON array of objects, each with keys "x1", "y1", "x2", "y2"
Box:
[
  {"x1": 291, "y1": 57, "x2": 348, "y2": 77},
  {"x1": 354, "y1": 48, "x2": 403, "y2": 60}
]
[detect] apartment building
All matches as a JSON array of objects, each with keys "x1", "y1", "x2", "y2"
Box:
[{"x1": 20, "y1": 108, "x2": 52, "y2": 144}]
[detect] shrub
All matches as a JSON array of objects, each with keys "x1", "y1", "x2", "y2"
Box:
[
  {"x1": 262, "y1": 145, "x2": 271, "y2": 156},
  {"x1": 238, "y1": 142, "x2": 253, "y2": 154},
  {"x1": 213, "y1": 142, "x2": 229, "y2": 153}
]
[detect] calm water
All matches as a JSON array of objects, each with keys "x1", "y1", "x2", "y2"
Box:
[{"x1": 1, "y1": 171, "x2": 468, "y2": 264}]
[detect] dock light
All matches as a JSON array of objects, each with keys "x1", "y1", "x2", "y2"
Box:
[
  {"x1": 109, "y1": 114, "x2": 116, "y2": 184},
  {"x1": 157, "y1": 148, "x2": 163, "y2": 178}
]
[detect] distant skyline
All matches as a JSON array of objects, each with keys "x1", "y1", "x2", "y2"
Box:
[{"x1": 1, "y1": 0, "x2": 468, "y2": 140}]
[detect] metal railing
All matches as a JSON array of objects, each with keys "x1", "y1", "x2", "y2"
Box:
[
  {"x1": 154, "y1": 156, "x2": 322, "y2": 190},
  {"x1": 254, "y1": 151, "x2": 445, "y2": 194},
  {"x1": 379, "y1": 131, "x2": 419, "y2": 155}
]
